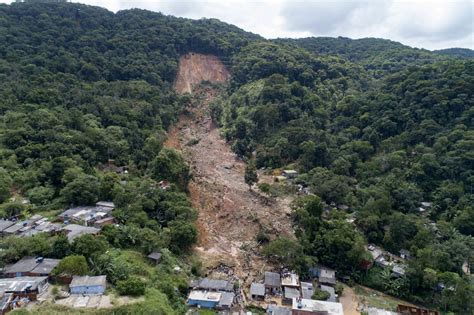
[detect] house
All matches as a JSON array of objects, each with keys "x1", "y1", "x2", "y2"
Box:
[
  {"x1": 292, "y1": 298, "x2": 343, "y2": 315},
  {"x1": 0, "y1": 292, "x2": 13, "y2": 315},
  {"x1": 309, "y1": 266, "x2": 336, "y2": 285},
  {"x1": 281, "y1": 272, "x2": 299, "y2": 288},
  {"x1": 147, "y1": 252, "x2": 162, "y2": 264},
  {"x1": 0, "y1": 277, "x2": 48, "y2": 301},
  {"x1": 300, "y1": 282, "x2": 313, "y2": 299},
  {"x1": 187, "y1": 290, "x2": 222, "y2": 309},
  {"x1": 264, "y1": 272, "x2": 281, "y2": 294},
  {"x1": 62, "y1": 224, "x2": 100, "y2": 241},
  {"x1": 375, "y1": 255, "x2": 391, "y2": 269},
  {"x1": 3, "y1": 257, "x2": 60, "y2": 278},
  {"x1": 69, "y1": 276, "x2": 106, "y2": 295},
  {"x1": 397, "y1": 304, "x2": 440, "y2": 315},
  {"x1": 320, "y1": 285, "x2": 336, "y2": 302},
  {"x1": 58, "y1": 204, "x2": 114, "y2": 225},
  {"x1": 2, "y1": 223, "x2": 23, "y2": 235},
  {"x1": 267, "y1": 304, "x2": 292, "y2": 315},
  {"x1": 216, "y1": 292, "x2": 235, "y2": 310},
  {"x1": 159, "y1": 180, "x2": 170, "y2": 191},
  {"x1": 282, "y1": 170, "x2": 298, "y2": 178},
  {"x1": 283, "y1": 287, "x2": 300, "y2": 305},
  {"x1": 191, "y1": 278, "x2": 234, "y2": 292},
  {"x1": 250, "y1": 282, "x2": 265, "y2": 300}
]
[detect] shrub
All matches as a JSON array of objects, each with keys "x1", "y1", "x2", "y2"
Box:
[{"x1": 116, "y1": 276, "x2": 146, "y2": 296}]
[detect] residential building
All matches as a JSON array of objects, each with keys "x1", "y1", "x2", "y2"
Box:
[
  {"x1": 250, "y1": 282, "x2": 265, "y2": 300},
  {"x1": 3, "y1": 257, "x2": 60, "y2": 278},
  {"x1": 69, "y1": 276, "x2": 106, "y2": 295},
  {"x1": 265, "y1": 272, "x2": 281, "y2": 294},
  {"x1": 187, "y1": 290, "x2": 222, "y2": 309},
  {"x1": 0, "y1": 292, "x2": 13, "y2": 315},
  {"x1": 191, "y1": 278, "x2": 234, "y2": 292},
  {"x1": 291, "y1": 298, "x2": 343, "y2": 315},
  {"x1": 0, "y1": 277, "x2": 48, "y2": 301},
  {"x1": 217, "y1": 292, "x2": 234, "y2": 310},
  {"x1": 283, "y1": 287, "x2": 300, "y2": 305},
  {"x1": 281, "y1": 272, "x2": 300, "y2": 288}
]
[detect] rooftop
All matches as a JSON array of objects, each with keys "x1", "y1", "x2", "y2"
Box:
[
  {"x1": 188, "y1": 290, "x2": 221, "y2": 302},
  {"x1": 3, "y1": 257, "x2": 59, "y2": 275},
  {"x1": 62, "y1": 224, "x2": 100, "y2": 241},
  {"x1": 147, "y1": 252, "x2": 162, "y2": 261},
  {"x1": 292, "y1": 298, "x2": 344, "y2": 315},
  {"x1": 250, "y1": 282, "x2": 265, "y2": 296},
  {"x1": 284, "y1": 287, "x2": 300, "y2": 299},
  {"x1": 0, "y1": 276, "x2": 47, "y2": 292},
  {"x1": 194, "y1": 278, "x2": 234, "y2": 292},
  {"x1": 70, "y1": 275, "x2": 107, "y2": 288},
  {"x1": 281, "y1": 272, "x2": 299, "y2": 287},
  {"x1": 265, "y1": 271, "x2": 281, "y2": 287},
  {"x1": 0, "y1": 220, "x2": 15, "y2": 232},
  {"x1": 218, "y1": 292, "x2": 234, "y2": 307}
]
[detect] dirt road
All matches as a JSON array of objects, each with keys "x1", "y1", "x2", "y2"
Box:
[{"x1": 165, "y1": 54, "x2": 294, "y2": 285}]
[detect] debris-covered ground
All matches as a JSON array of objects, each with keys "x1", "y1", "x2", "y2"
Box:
[
  {"x1": 165, "y1": 87, "x2": 294, "y2": 280},
  {"x1": 165, "y1": 54, "x2": 294, "y2": 295}
]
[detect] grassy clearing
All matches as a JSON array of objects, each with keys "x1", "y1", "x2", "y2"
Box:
[{"x1": 354, "y1": 285, "x2": 413, "y2": 311}]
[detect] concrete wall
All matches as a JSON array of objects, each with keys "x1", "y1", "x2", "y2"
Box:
[{"x1": 188, "y1": 299, "x2": 218, "y2": 309}]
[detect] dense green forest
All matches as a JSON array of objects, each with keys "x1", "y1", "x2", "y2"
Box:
[
  {"x1": 0, "y1": 2, "x2": 257, "y2": 314},
  {"x1": 217, "y1": 37, "x2": 473, "y2": 313},
  {"x1": 0, "y1": 2, "x2": 472, "y2": 314}
]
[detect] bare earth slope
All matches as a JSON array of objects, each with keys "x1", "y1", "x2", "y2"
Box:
[
  {"x1": 173, "y1": 53, "x2": 230, "y2": 94},
  {"x1": 166, "y1": 53, "x2": 293, "y2": 288}
]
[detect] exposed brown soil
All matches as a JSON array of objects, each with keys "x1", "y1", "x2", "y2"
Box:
[
  {"x1": 165, "y1": 54, "x2": 294, "y2": 289},
  {"x1": 173, "y1": 53, "x2": 230, "y2": 94}
]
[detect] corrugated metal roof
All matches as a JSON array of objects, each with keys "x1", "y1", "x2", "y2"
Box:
[
  {"x1": 264, "y1": 271, "x2": 281, "y2": 287},
  {"x1": 250, "y1": 282, "x2": 265, "y2": 296}
]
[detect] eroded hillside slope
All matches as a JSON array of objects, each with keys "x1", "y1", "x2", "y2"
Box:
[
  {"x1": 166, "y1": 53, "x2": 294, "y2": 290},
  {"x1": 173, "y1": 53, "x2": 230, "y2": 94}
]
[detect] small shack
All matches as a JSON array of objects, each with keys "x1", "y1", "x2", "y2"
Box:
[
  {"x1": 250, "y1": 282, "x2": 265, "y2": 300},
  {"x1": 147, "y1": 252, "x2": 162, "y2": 264},
  {"x1": 69, "y1": 275, "x2": 106, "y2": 295},
  {"x1": 264, "y1": 272, "x2": 281, "y2": 294}
]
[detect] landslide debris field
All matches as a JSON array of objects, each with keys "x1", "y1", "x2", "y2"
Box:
[{"x1": 166, "y1": 53, "x2": 294, "y2": 288}]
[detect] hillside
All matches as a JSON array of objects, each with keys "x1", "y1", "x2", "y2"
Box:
[{"x1": 0, "y1": 2, "x2": 472, "y2": 314}]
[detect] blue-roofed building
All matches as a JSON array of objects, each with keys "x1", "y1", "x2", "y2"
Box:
[
  {"x1": 69, "y1": 276, "x2": 106, "y2": 295},
  {"x1": 188, "y1": 290, "x2": 222, "y2": 308}
]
